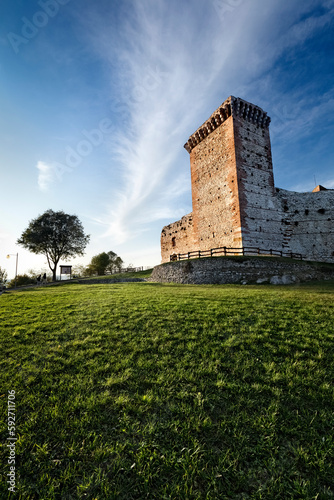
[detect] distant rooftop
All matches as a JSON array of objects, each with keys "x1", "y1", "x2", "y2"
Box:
[{"x1": 312, "y1": 185, "x2": 328, "y2": 192}]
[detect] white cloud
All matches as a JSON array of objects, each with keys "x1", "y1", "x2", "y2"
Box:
[
  {"x1": 273, "y1": 8, "x2": 334, "y2": 56},
  {"x1": 83, "y1": 1, "x2": 240, "y2": 242},
  {"x1": 0, "y1": 229, "x2": 11, "y2": 248},
  {"x1": 36, "y1": 161, "x2": 55, "y2": 191},
  {"x1": 36, "y1": 160, "x2": 71, "y2": 192},
  {"x1": 290, "y1": 177, "x2": 334, "y2": 192},
  {"x1": 323, "y1": 179, "x2": 334, "y2": 189}
]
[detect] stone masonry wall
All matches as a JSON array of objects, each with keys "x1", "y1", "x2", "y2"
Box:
[
  {"x1": 233, "y1": 113, "x2": 282, "y2": 250},
  {"x1": 276, "y1": 188, "x2": 334, "y2": 262},
  {"x1": 151, "y1": 257, "x2": 334, "y2": 285},
  {"x1": 161, "y1": 213, "x2": 197, "y2": 263}
]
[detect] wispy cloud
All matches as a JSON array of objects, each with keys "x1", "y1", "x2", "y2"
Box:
[
  {"x1": 291, "y1": 177, "x2": 334, "y2": 192},
  {"x1": 321, "y1": 178, "x2": 334, "y2": 189},
  {"x1": 81, "y1": 0, "x2": 242, "y2": 242},
  {"x1": 273, "y1": 7, "x2": 334, "y2": 56},
  {"x1": 0, "y1": 229, "x2": 11, "y2": 243},
  {"x1": 271, "y1": 90, "x2": 334, "y2": 141},
  {"x1": 36, "y1": 161, "x2": 55, "y2": 191},
  {"x1": 77, "y1": 0, "x2": 334, "y2": 243}
]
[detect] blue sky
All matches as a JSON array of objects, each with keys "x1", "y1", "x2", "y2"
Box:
[{"x1": 1, "y1": 0, "x2": 333, "y2": 278}]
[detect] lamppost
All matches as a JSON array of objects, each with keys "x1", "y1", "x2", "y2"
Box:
[{"x1": 6, "y1": 253, "x2": 18, "y2": 288}]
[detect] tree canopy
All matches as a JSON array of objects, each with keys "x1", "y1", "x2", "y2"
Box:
[
  {"x1": 89, "y1": 252, "x2": 110, "y2": 276},
  {"x1": 87, "y1": 251, "x2": 123, "y2": 276},
  {"x1": 17, "y1": 210, "x2": 90, "y2": 281}
]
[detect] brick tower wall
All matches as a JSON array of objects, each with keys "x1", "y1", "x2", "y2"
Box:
[
  {"x1": 231, "y1": 99, "x2": 283, "y2": 250},
  {"x1": 189, "y1": 110, "x2": 242, "y2": 251}
]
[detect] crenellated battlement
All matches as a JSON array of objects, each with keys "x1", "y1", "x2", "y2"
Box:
[{"x1": 184, "y1": 96, "x2": 271, "y2": 154}]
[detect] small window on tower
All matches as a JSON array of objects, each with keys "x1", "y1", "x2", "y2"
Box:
[{"x1": 172, "y1": 237, "x2": 176, "y2": 247}]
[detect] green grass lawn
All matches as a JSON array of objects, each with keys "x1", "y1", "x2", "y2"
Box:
[
  {"x1": 75, "y1": 269, "x2": 154, "y2": 281},
  {"x1": 0, "y1": 281, "x2": 333, "y2": 499}
]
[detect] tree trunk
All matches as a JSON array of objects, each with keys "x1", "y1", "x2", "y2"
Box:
[{"x1": 46, "y1": 254, "x2": 57, "y2": 282}]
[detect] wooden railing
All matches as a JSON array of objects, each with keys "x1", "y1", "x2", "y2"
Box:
[{"x1": 170, "y1": 246, "x2": 303, "y2": 262}]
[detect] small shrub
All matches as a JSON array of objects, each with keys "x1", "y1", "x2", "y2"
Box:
[
  {"x1": 0, "y1": 266, "x2": 8, "y2": 285},
  {"x1": 7, "y1": 274, "x2": 35, "y2": 288}
]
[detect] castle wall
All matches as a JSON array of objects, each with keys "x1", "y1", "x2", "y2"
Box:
[
  {"x1": 161, "y1": 213, "x2": 196, "y2": 262},
  {"x1": 160, "y1": 96, "x2": 334, "y2": 264},
  {"x1": 276, "y1": 189, "x2": 334, "y2": 262}
]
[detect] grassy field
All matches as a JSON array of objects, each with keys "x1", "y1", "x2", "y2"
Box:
[
  {"x1": 75, "y1": 269, "x2": 154, "y2": 281},
  {"x1": 0, "y1": 280, "x2": 333, "y2": 499}
]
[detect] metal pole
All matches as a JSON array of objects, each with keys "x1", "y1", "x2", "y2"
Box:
[
  {"x1": 15, "y1": 253, "x2": 18, "y2": 288},
  {"x1": 6, "y1": 253, "x2": 18, "y2": 288}
]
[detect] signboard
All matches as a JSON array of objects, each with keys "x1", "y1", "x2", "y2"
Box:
[{"x1": 60, "y1": 266, "x2": 72, "y2": 275}]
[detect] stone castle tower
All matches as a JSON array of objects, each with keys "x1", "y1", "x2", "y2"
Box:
[{"x1": 161, "y1": 96, "x2": 334, "y2": 263}]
